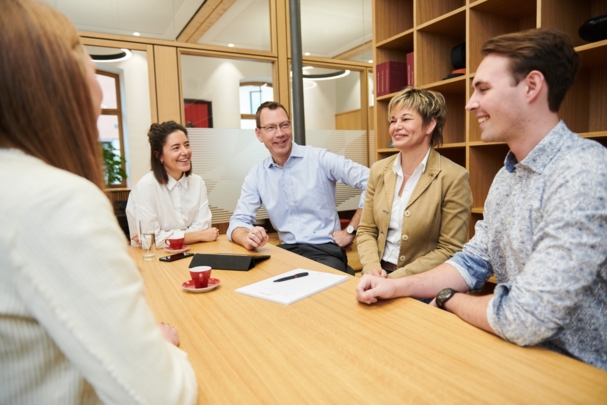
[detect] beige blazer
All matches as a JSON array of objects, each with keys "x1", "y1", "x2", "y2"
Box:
[{"x1": 357, "y1": 149, "x2": 472, "y2": 278}]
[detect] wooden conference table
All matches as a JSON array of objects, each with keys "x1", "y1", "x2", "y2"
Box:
[{"x1": 129, "y1": 236, "x2": 607, "y2": 404}]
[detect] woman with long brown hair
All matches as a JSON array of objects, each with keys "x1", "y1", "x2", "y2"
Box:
[{"x1": 0, "y1": 1, "x2": 197, "y2": 403}]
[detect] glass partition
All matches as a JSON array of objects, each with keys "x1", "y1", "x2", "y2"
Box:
[
  {"x1": 292, "y1": 65, "x2": 369, "y2": 212},
  {"x1": 181, "y1": 53, "x2": 274, "y2": 224}
]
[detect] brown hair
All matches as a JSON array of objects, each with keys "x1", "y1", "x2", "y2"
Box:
[
  {"x1": 388, "y1": 87, "x2": 447, "y2": 148},
  {"x1": 481, "y1": 28, "x2": 579, "y2": 112},
  {"x1": 148, "y1": 121, "x2": 191, "y2": 184},
  {"x1": 255, "y1": 101, "x2": 290, "y2": 128},
  {"x1": 0, "y1": 0, "x2": 104, "y2": 188}
]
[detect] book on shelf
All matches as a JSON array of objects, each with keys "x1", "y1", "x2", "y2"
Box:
[
  {"x1": 407, "y1": 52, "x2": 414, "y2": 88},
  {"x1": 376, "y1": 61, "x2": 408, "y2": 97}
]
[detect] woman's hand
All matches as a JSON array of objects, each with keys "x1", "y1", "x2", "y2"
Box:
[
  {"x1": 366, "y1": 267, "x2": 388, "y2": 278},
  {"x1": 157, "y1": 322, "x2": 180, "y2": 346},
  {"x1": 131, "y1": 234, "x2": 140, "y2": 246},
  {"x1": 200, "y1": 227, "x2": 219, "y2": 242}
]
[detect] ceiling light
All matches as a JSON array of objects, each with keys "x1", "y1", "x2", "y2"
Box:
[
  {"x1": 133, "y1": 32, "x2": 140, "y2": 36},
  {"x1": 303, "y1": 69, "x2": 350, "y2": 81},
  {"x1": 90, "y1": 48, "x2": 133, "y2": 63},
  {"x1": 368, "y1": 59, "x2": 373, "y2": 64},
  {"x1": 228, "y1": 43, "x2": 235, "y2": 47},
  {"x1": 304, "y1": 52, "x2": 310, "y2": 56}
]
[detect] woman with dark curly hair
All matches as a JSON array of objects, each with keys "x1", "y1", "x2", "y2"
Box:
[{"x1": 127, "y1": 121, "x2": 219, "y2": 247}]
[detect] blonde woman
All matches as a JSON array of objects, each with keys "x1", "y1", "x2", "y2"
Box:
[{"x1": 357, "y1": 87, "x2": 472, "y2": 279}]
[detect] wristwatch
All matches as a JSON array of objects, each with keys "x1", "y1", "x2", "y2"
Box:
[
  {"x1": 346, "y1": 225, "x2": 357, "y2": 235},
  {"x1": 436, "y1": 288, "x2": 458, "y2": 310}
]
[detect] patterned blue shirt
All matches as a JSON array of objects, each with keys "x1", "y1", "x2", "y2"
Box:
[
  {"x1": 448, "y1": 121, "x2": 607, "y2": 370},
  {"x1": 227, "y1": 143, "x2": 369, "y2": 245}
]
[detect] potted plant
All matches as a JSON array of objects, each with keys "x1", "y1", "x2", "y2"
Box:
[{"x1": 102, "y1": 143, "x2": 127, "y2": 187}]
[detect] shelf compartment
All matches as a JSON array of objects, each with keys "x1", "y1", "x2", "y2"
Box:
[
  {"x1": 425, "y1": 77, "x2": 467, "y2": 144},
  {"x1": 540, "y1": 0, "x2": 607, "y2": 48},
  {"x1": 374, "y1": 0, "x2": 414, "y2": 43},
  {"x1": 577, "y1": 40, "x2": 607, "y2": 69},
  {"x1": 374, "y1": 31, "x2": 414, "y2": 65},
  {"x1": 560, "y1": 66, "x2": 607, "y2": 134},
  {"x1": 469, "y1": 144, "x2": 510, "y2": 208},
  {"x1": 415, "y1": 12, "x2": 466, "y2": 86},
  {"x1": 469, "y1": 5, "x2": 536, "y2": 73},
  {"x1": 435, "y1": 145, "x2": 466, "y2": 168},
  {"x1": 415, "y1": 0, "x2": 465, "y2": 27}
]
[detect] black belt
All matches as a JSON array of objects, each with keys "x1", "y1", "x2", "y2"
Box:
[{"x1": 380, "y1": 260, "x2": 398, "y2": 272}]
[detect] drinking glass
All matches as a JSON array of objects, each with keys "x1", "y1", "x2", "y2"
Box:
[{"x1": 139, "y1": 219, "x2": 157, "y2": 261}]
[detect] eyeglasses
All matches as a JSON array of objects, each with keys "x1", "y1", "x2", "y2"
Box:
[{"x1": 258, "y1": 121, "x2": 291, "y2": 133}]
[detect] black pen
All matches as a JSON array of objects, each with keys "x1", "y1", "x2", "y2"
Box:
[{"x1": 273, "y1": 272, "x2": 309, "y2": 282}]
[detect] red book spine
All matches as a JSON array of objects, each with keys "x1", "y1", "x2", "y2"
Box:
[{"x1": 407, "y1": 52, "x2": 414, "y2": 87}]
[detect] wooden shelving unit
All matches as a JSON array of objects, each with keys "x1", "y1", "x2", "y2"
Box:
[{"x1": 372, "y1": 0, "x2": 607, "y2": 237}]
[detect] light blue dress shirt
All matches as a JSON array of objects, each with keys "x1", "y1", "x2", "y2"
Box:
[
  {"x1": 227, "y1": 143, "x2": 369, "y2": 245},
  {"x1": 447, "y1": 121, "x2": 607, "y2": 370}
]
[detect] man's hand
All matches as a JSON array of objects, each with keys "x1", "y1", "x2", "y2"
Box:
[
  {"x1": 332, "y1": 229, "x2": 355, "y2": 248},
  {"x1": 366, "y1": 267, "x2": 388, "y2": 278},
  {"x1": 355, "y1": 274, "x2": 398, "y2": 304},
  {"x1": 243, "y1": 226, "x2": 269, "y2": 250}
]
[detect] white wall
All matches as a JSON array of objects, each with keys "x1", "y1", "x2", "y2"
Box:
[
  {"x1": 335, "y1": 71, "x2": 361, "y2": 113},
  {"x1": 303, "y1": 80, "x2": 336, "y2": 130}
]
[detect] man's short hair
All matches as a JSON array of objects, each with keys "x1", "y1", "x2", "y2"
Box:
[
  {"x1": 255, "y1": 101, "x2": 290, "y2": 128},
  {"x1": 481, "y1": 28, "x2": 579, "y2": 112},
  {"x1": 387, "y1": 87, "x2": 447, "y2": 148}
]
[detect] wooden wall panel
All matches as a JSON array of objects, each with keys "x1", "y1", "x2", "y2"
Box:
[{"x1": 153, "y1": 45, "x2": 182, "y2": 123}]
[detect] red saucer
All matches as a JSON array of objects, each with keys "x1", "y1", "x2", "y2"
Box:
[{"x1": 182, "y1": 277, "x2": 221, "y2": 293}]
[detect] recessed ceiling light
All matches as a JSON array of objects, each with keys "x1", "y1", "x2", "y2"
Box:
[
  {"x1": 304, "y1": 52, "x2": 310, "y2": 56},
  {"x1": 368, "y1": 59, "x2": 373, "y2": 64},
  {"x1": 90, "y1": 48, "x2": 133, "y2": 63},
  {"x1": 303, "y1": 69, "x2": 351, "y2": 81},
  {"x1": 228, "y1": 43, "x2": 235, "y2": 47},
  {"x1": 133, "y1": 32, "x2": 140, "y2": 36}
]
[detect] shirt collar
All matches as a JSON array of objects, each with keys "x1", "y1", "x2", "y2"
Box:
[
  {"x1": 392, "y1": 147, "x2": 431, "y2": 176},
  {"x1": 166, "y1": 173, "x2": 189, "y2": 191},
  {"x1": 504, "y1": 120, "x2": 569, "y2": 174},
  {"x1": 265, "y1": 142, "x2": 303, "y2": 168}
]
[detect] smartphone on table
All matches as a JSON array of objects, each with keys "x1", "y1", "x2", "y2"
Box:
[{"x1": 159, "y1": 252, "x2": 194, "y2": 262}]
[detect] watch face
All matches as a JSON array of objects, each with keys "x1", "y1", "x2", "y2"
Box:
[
  {"x1": 437, "y1": 288, "x2": 456, "y2": 309},
  {"x1": 346, "y1": 225, "x2": 356, "y2": 235}
]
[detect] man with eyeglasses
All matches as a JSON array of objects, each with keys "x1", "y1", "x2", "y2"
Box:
[{"x1": 227, "y1": 101, "x2": 369, "y2": 274}]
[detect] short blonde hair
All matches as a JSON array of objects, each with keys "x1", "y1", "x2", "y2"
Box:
[{"x1": 388, "y1": 87, "x2": 447, "y2": 148}]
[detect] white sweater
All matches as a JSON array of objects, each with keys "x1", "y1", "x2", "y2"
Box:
[{"x1": 0, "y1": 149, "x2": 197, "y2": 405}]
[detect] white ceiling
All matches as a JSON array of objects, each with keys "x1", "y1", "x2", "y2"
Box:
[{"x1": 39, "y1": 0, "x2": 372, "y2": 62}]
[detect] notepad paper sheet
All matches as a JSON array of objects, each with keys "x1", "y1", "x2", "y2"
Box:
[{"x1": 235, "y1": 269, "x2": 348, "y2": 305}]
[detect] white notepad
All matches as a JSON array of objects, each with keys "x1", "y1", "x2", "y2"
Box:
[{"x1": 235, "y1": 268, "x2": 348, "y2": 305}]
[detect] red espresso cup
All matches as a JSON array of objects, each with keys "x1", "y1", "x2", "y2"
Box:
[
  {"x1": 166, "y1": 237, "x2": 185, "y2": 250},
  {"x1": 189, "y1": 266, "x2": 212, "y2": 288}
]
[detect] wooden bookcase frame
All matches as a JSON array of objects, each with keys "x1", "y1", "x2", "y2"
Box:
[{"x1": 372, "y1": 0, "x2": 607, "y2": 237}]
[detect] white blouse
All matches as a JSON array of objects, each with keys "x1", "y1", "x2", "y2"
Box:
[
  {"x1": 0, "y1": 149, "x2": 197, "y2": 405},
  {"x1": 126, "y1": 171, "x2": 212, "y2": 247},
  {"x1": 381, "y1": 148, "x2": 430, "y2": 265}
]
